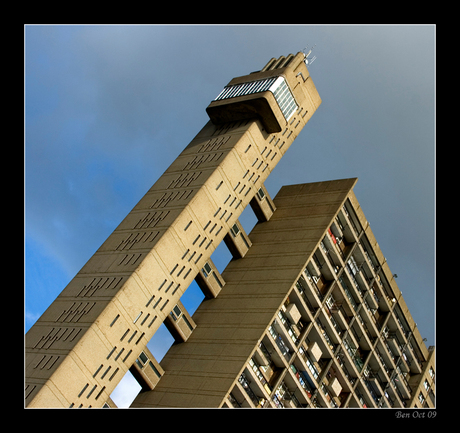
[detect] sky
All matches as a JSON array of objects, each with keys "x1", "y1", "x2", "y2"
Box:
[{"x1": 25, "y1": 25, "x2": 435, "y2": 407}]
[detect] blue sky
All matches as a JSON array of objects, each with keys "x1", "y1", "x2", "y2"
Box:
[{"x1": 25, "y1": 25, "x2": 435, "y2": 406}]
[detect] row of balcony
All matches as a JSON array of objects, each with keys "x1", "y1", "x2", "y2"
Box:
[{"x1": 224, "y1": 199, "x2": 423, "y2": 409}]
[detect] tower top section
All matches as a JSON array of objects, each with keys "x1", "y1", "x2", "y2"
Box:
[{"x1": 206, "y1": 52, "x2": 321, "y2": 133}]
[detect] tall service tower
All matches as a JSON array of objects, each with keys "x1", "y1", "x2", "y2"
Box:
[{"x1": 26, "y1": 52, "x2": 322, "y2": 407}]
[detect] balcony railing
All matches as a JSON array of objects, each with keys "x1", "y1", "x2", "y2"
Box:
[
  {"x1": 290, "y1": 363, "x2": 314, "y2": 398},
  {"x1": 277, "y1": 310, "x2": 301, "y2": 346},
  {"x1": 295, "y1": 278, "x2": 317, "y2": 312},
  {"x1": 339, "y1": 276, "x2": 359, "y2": 311},
  {"x1": 228, "y1": 392, "x2": 242, "y2": 408},
  {"x1": 316, "y1": 318, "x2": 338, "y2": 352},
  {"x1": 335, "y1": 350, "x2": 357, "y2": 386},
  {"x1": 238, "y1": 373, "x2": 263, "y2": 407},
  {"x1": 268, "y1": 322, "x2": 291, "y2": 362}
]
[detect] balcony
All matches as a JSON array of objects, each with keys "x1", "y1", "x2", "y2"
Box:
[
  {"x1": 316, "y1": 244, "x2": 340, "y2": 282},
  {"x1": 371, "y1": 348, "x2": 391, "y2": 381},
  {"x1": 277, "y1": 302, "x2": 308, "y2": 347},
  {"x1": 357, "y1": 303, "x2": 379, "y2": 340},
  {"x1": 298, "y1": 272, "x2": 322, "y2": 309},
  {"x1": 237, "y1": 372, "x2": 268, "y2": 408},
  {"x1": 335, "y1": 350, "x2": 358, "y2": 387},
  {"x1": 327, "y1": 294, "x2": 352, "y2": 330},
  {"x1": 365, "y1": 287, "x2": 380, "y2": 310},
  {"x1": 289, "y1": 361, "x2": 315, "y2": 401},
  {"x1": 328, "y1": 222, "x2": 354, "y2": 262},
  {"x1": 364, "y1": 379, "x2": 382, "y2": 406},
  {"x1": 227, "y1": 392, "x2": 242, "y2": 408},
  {"x1": 255, "y1": 342, "x2": 283, "y2": 387},
  {"x1": 386, "y1": 333, "x2": 404, "y2": 357},
  {"x1": 323, "y1": 302, "x2": 345, "y2": 338},
  {"x1": 320, "y1": 236, "x2": 343, "y2": 274},
  {"x1": 352, "y1": 387, "x2": 372, "y2": 408},
  {"x1": 290, "y1": 280, "x2": 316, "y2": 321},
  {"x1": 272, "y1": 380, "x2": 303, "y2": 408},
  {"x1": 405, "y1": 341, "x2": 423, "y2": 374},
  {"x1": 393, "y1": 372, "x2": 412, "y2": 400},
  {"x1": 335, "y1": 208, "x2": 359, "y2": 247},
  {"x1": 246, "y1": 357, "x2": 273, "y2": 397},
  {"x1": 393, "y1": 309, "x2": 411, "y2": 340},
  {"x1": 342, "y1": 337, "x2": 365, "y2": 373},
  {"x1": 342, "y1": 200, "x2": 363, "y2": 239},
  {"x1": 350, "y1": 317, "x2": 374, "y2": 352},
  {"x1": 338, "y1": 275, "x2": 359, "y2": 312},
  {"x1": 304, "y1": 260, "x2": 331, "y2": 302},
  {"x1": 286, "y1": 364, "x2": 313, "y2": 407},
  {"x1": 298, "y1": 344, "x2": 321, "y2": 381},
  {"x1": 268, "y1": 322, "x2": 292, "y2": 363},
  {"x1": 316, "y1": 317, "x2": 339, "y2": 353}
]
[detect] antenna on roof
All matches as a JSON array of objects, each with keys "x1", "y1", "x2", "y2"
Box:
[{"x1": 302, "y1": 45, "x2": 317, "y2": 66}]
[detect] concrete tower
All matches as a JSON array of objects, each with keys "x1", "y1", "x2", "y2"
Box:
[{"x1": 25, "y1": 52, "x2": 322, "y2": 407}]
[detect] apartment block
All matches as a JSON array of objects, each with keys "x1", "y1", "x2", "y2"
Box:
[{"x1": 131, "y1": 179, "x2": 435, "y2": 408}]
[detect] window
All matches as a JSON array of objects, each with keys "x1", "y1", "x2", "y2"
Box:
[
  {"x1": 110, "y1": 314, "x2": 120, "y2": 327},
  {"x1": 257, "y1": 188, "x2": 265, "y2": 201},
  {"x1": 429, "y1": 367, "x2": 435, "y2": 379},
  {"x1": 418, "y1": 392, "x2": 425, "y2": 404},
  {"x1": 136, "y1": 351, "x2": 149, "y2": 369},
  {"x1": 230, "y1": 223, "x2": 240, "y2": 237},
  {"x1": 170, "y1": 305, "x2": 182, "y2": 321},
  {"x1": 149, "y1": 361, "x2": 162, "y2": 378},
  {"x1": 424, "y1": 379, "x2": 430, "y2": 391},
  {"x1": 214, "y1": 77, "x2": 278, "y2": 101},
  {"x1": 202, "y1": 262, "x2": 212, "y2": 278},
  {"x1": 270, "y1": 77, "x2": 298, "y2": 120},
  {"x1": 214, "y1": 76, "x2": 298, "y2": 121}
]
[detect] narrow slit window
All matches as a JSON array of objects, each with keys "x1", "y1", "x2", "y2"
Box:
[
  {"x1": 109, "y1": 368, "x2": 119, "y2": 381},
  {"x1": 123, "y1": 350, "x2": 132, "y2": 363},
  {"x1": 148, "y1": 316, "x2": 157, "y2": 328},
  {"x1": 110, "y1": 315, "x2": 120, "y2": 327}
]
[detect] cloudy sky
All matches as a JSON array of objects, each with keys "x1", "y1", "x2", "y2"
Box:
[{"x1": 25, "y1": 25, "x2": 435, "y2": 407}]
